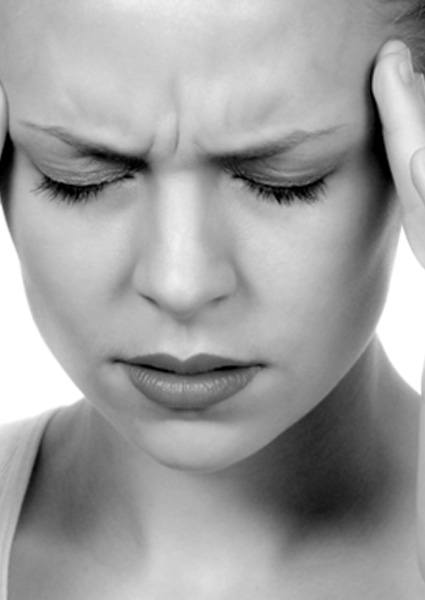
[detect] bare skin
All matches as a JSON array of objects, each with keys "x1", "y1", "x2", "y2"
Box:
[
  {"x1": 8, "y1": 341, "x2": 425, "y2": 598},
  {"x1": 0, "y1": 0, "x2": 425, "y2": 597}
]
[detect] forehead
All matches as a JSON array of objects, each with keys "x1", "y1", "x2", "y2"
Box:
[{"x1": 1, "y1": 0, "x2": 386, "y2": 158}]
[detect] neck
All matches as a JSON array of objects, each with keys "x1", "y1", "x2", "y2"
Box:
[{"x1": 47, "y1": 337, "x2": 406, "y2": 571}]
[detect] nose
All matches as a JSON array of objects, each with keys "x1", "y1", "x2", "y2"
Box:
[{"x1": 131, "y1": 172, "x2": 237, "y2": 320}]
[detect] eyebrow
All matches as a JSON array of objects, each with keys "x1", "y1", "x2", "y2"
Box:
[
  {"x1": 21, "y1": 121, "x2": 347, "y2": 167},
  {"x1": 214, "y1": 125, "x2": 346, "y2": 161},
  {"x1": 22, "y1": 122, "x2": 149, "y2": 171}
]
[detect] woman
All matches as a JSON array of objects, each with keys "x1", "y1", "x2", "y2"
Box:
[{"x1": 0, "y1": 0, "x2": 425, "y2": 596}]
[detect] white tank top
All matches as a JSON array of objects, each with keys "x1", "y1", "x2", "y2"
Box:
[{"x1": 0, "y1": 407, "x2": 61, "y2": 598}]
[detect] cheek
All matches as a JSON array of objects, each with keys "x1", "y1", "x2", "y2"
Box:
[
  {"x1": 255, "y1": 160, "x2": 399, "y2": 396},
  {"x1": 7, "y1": 181, "x2": 135, "y2": 386},
  {"x1": 16, "y1": 232, "x2": 115, "y2": 385},
  {"x1": 224, "y1": 166, "x2": 399, "y2": 443}
]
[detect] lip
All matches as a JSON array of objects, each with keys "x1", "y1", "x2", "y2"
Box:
[
  {"x1": 123, "y1": 353, "x2": 260, "y2": 375},
  {"x1": 120, "y1": 353, "x2": 264, "y2": 411}
]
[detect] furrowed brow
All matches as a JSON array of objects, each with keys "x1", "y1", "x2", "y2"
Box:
[
  {"x1": 21, "y1": 122, "x2": 149, "y2": 171},
  {"x1": 22, "y1": 121, "x2": 347, "y2": 168},
  {"x1": 213, "y1": 125, "x2": 346, "y2": 162}
]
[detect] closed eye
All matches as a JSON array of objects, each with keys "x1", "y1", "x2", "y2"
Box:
[
  {"x1": 32, "y1": 172, "x2": 136, "y2": 205},
  {"x1": 230, "y1": 172, "x2": 328, "y2": 205},
  {"x1": 32, "y1": 169, "x2": 329, "y2": 207}
]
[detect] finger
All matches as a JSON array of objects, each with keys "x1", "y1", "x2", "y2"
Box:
[
  {"x1": 0, "y1": 81, "x2": 6, "y2": 156},
  {"x1": 418, "y1": 402, "x2": 425, "y2": 578},
  {"x1": 372, "y1": 39, "x2": 425, "y2": 265},
  {"x1": 411, "y1": 146, "x2": 425, "y2": 199}
]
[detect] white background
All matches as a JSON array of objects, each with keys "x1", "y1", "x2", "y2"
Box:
[{"x1": 0, "y1": 213, "x2": 424, "y2": 425}]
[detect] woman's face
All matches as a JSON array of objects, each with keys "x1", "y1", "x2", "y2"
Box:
[{"x1": 0, "y1": 0, "x2": 400, "y2": 470}]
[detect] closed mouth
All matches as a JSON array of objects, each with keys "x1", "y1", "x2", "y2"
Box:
[{"x1": 122, "y1": 352, "x2": 261, "y2": 376}]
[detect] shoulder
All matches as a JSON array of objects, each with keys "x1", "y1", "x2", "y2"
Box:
[{"x1": 0, "y1": 408, "x2": 61, "y2": 486}]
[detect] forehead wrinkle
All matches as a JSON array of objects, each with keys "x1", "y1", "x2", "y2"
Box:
[
  {"x1": 188, "y1": 11, "x2": 358, "y2": 142},
  {"x1": 2, "y1": 0, "x2": 384, "y2": 167}
]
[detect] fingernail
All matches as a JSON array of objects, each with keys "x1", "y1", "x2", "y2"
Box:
[
  {"x1": 399, "y1": 47, "x2": 415, "y2": 85},
  {"x1": 382, "y1": 39, "x2": 409, "y2": 57}
]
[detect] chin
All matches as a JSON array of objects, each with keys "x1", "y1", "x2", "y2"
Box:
[
  {"x1": 148, "y1": 452, "x2": 233, "y2": 473},
  {"x1": 132, "y1": 420, "x2": 267, "y2": 474}
]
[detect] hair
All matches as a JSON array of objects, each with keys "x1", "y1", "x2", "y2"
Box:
[{"x1": 380, "y1": 0, "x2": 425, "y2": 69}]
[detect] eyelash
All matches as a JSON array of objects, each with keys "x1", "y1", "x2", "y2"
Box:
[
  {"x1": 33, "y1": 174, "x2": 131, "y2": 205},
  {"x1": 230, "y1": 173, "x2": 327, "y2": 206},
  {"x1": 33, "y1": 171, "x2": 327, "y2": 207}
]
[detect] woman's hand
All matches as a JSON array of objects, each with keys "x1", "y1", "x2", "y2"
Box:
[
  {"x1": 372, "y1": 39, "x2": 425, "y2": 579},
  {"x1": 0, "y1": 82, "x2": 6, "y2": 160}
]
